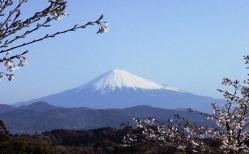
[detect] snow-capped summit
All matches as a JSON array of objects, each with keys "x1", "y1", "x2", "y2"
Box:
[
  {"x1": 18, "y1": 69, "x2": 223, "y2": 112},
  {"x1": 83, "y1": 69, "x2": 177, "y2": 92}
]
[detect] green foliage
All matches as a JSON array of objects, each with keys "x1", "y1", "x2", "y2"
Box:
[
  {"x1": 0, "y1": 116, "x2": 246, "y2": 154},
  {"x1": 0, "y1": 125, "x2": 231, "y2": 154}
]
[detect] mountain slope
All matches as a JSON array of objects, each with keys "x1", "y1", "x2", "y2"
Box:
[
  {"x1": 83, "y1": 69, "x2": 177, "y2": 91},
  {"x1": 17, "y1": 69, "x2": 222, "y2": 112},
  {"x1": 0, "y1": 104, "x2": 16, "y2": 114},
  {"x1": 18, "y1": 101, "x2": 57, "y2": 112}
]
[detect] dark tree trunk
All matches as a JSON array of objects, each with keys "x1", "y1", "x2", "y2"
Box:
[{"x1": 0, "y1": 120, "x2": 8, "y2": 135}]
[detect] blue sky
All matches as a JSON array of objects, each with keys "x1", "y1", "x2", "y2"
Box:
[{"x1": 1, "y1": 0, "x2": 249, "y2": 104}]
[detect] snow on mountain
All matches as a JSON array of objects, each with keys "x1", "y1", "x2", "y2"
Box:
[
  {"x1": 77, "y1": 69, "x2": 181, "y2": 92},
  {"x1": 17, "y1": 69, "x2": 223, "y2": 112}
]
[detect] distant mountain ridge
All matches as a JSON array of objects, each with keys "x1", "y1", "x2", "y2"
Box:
[
  {"x1": 0, "y1": 102, "x2": 211, "y2": 134},
  {"x1": 0, "y1": 104, "x2": 16, "y2": 113},
  {"x1": 18, "y1": 101, "x2": 57, "y2": 112},
  {"x1": 16, "y1": 69, "x2": 223, "y2": 112}
]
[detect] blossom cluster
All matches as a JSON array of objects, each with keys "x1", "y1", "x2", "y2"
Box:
[
  {"x1": 0, "y1": 51, "x2": 27, "y2": 81},
  {"x1": 123, "y1": 117, "x2": 208, "y2": 153},
  {"x1": 208, "y1": 76, "x2": 249, "y2": 153},
  {"x1": 49, "y1": 0, "x2": 68, "y2": 20},
  {"x1": 124, "y1": 56, "x2": 249, "y2": 153}
]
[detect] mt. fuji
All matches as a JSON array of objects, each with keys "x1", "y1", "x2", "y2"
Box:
[
  {"x1": 18, "y1": 69, "x2": 222, "y2": 112},
  {"x1": 78, "y1": 69, "x2": 181, "y2": 92}
]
